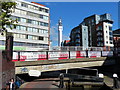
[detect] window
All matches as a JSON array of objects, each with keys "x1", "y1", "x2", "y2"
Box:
[
  {"x1": 97, "y1": 32, "x2": 102, "y2": 36},
  {"x1": 28, "y1": 5, "x2": 34, "y2": 9},
  {"x1": 15, "y1": 9, "x2": 20, "y2": 14},
  {"x1": 10, "y1": 16, "x2": 16, "y2": 20},
  {"x1": 28, "y1": 35, "x2": 33, "y2": 39},
  {"x1": 40, "y1": 22, "x2": 44, "y2": 26},
  {"x1": 33, "y1": 36, "x2": 38, "y2": 40},
  {"x1": 91, "y1": 19, "x2": 94, "y2": 22},
  {"x1": 21, "y1": 26, "x2": 26, "y2": 31},
  {"x1": 106, "y1": 41, "x2": 108, "y2": 44},
  {"x1": 39, "y1": 8, "x2": 49, "y2": 13},
  {"x1": 16, "y1": 17, "x2": 20, "y2": 22},
  {"x1": 16, "y1": 25, "x2": 20, "y2": 30},
  {"x1": 34, "y1": 6, "x2": 39, "y2": 10},
  {"x1": 106, "y1": 36, "x2": 108, "y2": 39},
  {"x1": 27, "y1": 27, "x2": 33, "y2": 32},
  {"x1": 110, "y1": 37, "x2": 113, "y2": 40},
  {"x1": 20, "y1": 34, "x2": 26, "y2": 39},
  {"x1": 27, "y1": 19, "x2": 32, "y2": 23},
  {"x1": 109, "y1": 31, "x2": 113, "y2": 35},
  {"x1": 110, "y1": 41, "x2": 113, "y2": 44},
  {"x1": 39, "y1": 36, "x2": 44, "y2": 40},
  {"x1": 33, "y1": 28, "x2": 38, "y2": 33},
  {"x1": 109, "y1": 26, "x2": 112, "y2": 30},
  {"x1": 39, "y1": 7, "x2": 44, "y2": 12},
  {"x1": 27, "y1": 12, "x2": 39, "y2": 18},
  {"x1": 21, "y1": 18, "x2": 26, "y2": 23},
  {"x1": 32, "y1": 20, "x2": 36, "y2": 25},
  {"x1": 76, "y1": 44, "x2": 80, "y2": 46},
  {"x1": 40, "y1": 15, "x2": 43, "y2": 19},
  {"x1": 45, "y1": 9, "x2": 49, "y2": 13},
  {"x1": 97, "y1": 26, "x2": 102, "y2": 30},
  {"x1": 40, "y1": 15, "x2": 48, "y2": 20},
  {"x1": 44, "y1": 30, "x2": 48, "y2": 34},
  {"x1": 21, "y1": 10, "x2": 27, "y2": 15},
  {"x1": 98, "y1": 42, "x2": 103, "y2": 46},
  {"x1": 21, "y1": 2, "x2": 28, "y2": 8}
]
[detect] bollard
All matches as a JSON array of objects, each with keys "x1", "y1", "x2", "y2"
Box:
[
  {"x1": 86, "y1": 49, "x2": 88, "y2": 58},
  {"x1": 113, "y1": 73, "x2": 120, "y2": 89},
  {"x1": 59, "y1": 73, "x2": 64, "y2": 88},
  {"x1": 67, "y1": 79, "x2": 71, "y2": 90},
  {"x1": 98, "y1": 73, "x2": 104, "y2": 78}
]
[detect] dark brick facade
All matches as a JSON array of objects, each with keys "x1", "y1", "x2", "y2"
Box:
[{"x1": 0, "y1": 50, "x2": 15, "y2": 89}]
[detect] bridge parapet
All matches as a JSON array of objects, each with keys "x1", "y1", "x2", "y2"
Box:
[
  {"x1": 13, "y1": 50, "x2": 114, "y2": 62},
  {"x1": 15, "y1": 57, "x2": 115, "y2": 74}
]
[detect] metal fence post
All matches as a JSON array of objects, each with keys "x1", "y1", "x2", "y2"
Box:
[
  {"x1": 101, "y1": 51, "x2": 102, "y2": 57},
  {"x1": 18, "y1": 52, "x2": 20, "y2": 61},
  {"x1": 69, "y1": 51, "x2": 70, "y2": 59},
  {"x1": 86, "y1": 50, "x2": 88, "y2": 58},
  {"x1": 46, "y1": 51, "x2": 48, "y2": 60}
]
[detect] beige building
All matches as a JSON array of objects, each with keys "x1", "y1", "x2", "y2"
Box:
[{"x1": 0, "y1": 0, "x2": 50, "y2": 50}]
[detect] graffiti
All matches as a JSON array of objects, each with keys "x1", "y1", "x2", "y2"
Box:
[{"x1": 20, "y1": 67, "x2": 28, "y2": 73}]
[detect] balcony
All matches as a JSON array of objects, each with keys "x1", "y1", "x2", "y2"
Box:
[
  {"x1": 76, "y1": 34, "x2": 80, "y2": 38},
  {"x1": 76, "y1": 30, "x2": 80, "y2": 33},
  {"x1": 75, "y1": 39, "x2": 80, "y2": 43},
  {"x1": 97, "y1": 33, "x2": 103, "y2": 36}
]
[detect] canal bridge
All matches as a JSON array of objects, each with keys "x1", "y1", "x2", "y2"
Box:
[{"x1": 13, "y1": 50, "x2": 115, "y2": 75}]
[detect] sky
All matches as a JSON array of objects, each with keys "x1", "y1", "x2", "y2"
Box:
[{"x1": 37, "y1": 2, "x2": 118, "y2": 46}]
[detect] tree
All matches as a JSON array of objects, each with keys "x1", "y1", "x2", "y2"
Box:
[
  {"x1": 0, "y1": 1, "x2": 17, "y2": 60},
  {"x1": 0, "y1": 1, "x2": 17, "y2": 35}
]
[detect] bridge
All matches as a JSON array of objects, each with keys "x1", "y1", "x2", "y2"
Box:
[{"x1": 13, "y1": 50, "x2": 115, "y2": 75}]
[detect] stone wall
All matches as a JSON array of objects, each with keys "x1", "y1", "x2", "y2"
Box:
[{"x1": 0, "y1": 50, "x2": 15, "y2": 89}]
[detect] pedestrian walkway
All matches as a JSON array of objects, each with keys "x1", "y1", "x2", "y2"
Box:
[
  {"x1": 19, "y1": 78, "x2": 59, "y2": 89},
  {"x1": 18, "y1": 76, "x2": 119, "y2": 90}
]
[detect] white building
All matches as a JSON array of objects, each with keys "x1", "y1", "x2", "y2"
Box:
[
  {"x1": 0, "y1": 0, "x2": 50, "y2": 50},
  {"x1": 58, "y1": 19, "x2": 63, "y2": 46}
]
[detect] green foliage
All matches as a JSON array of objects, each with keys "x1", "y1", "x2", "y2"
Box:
[{"x1": 0, "y1": 1, "x2": 17, "y2": 35}]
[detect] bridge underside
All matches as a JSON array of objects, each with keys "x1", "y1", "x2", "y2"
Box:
[{"x1": 15, "y1": 57, "x2": 115, "y2": 74}]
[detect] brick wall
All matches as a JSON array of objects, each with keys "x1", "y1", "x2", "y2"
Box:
[{"x1": 0, "y1": 50, "x2": 15, "y2": 89}]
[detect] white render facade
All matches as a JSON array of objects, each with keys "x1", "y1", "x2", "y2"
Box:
[
  {"x1": 0, "y1": 0, "x2": 50, "y2": 48},
  {"x1": 103, "y1": 22, "x2": 113, "y2": 47}
]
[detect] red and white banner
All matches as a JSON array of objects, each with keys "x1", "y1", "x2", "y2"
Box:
[
  {"x1": 76, "y1": 51, "x2": 86, "y2": 58},
  {"x1": 102, "y1": 51, "x2": 113, "y2": 56},
  {"x1": 12, "y1": 51, "x2": 113, "y2": 61},
  {"x1": 88, "y1": 51, "x2": 101, "y2": 58}
]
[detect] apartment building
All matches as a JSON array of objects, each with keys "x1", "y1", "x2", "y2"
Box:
[
  {"x1": 69, "y1": 13, "x2": 114, "y2": 50},
  {"x1": 0, "y1": 0, "x2": 50, "y2": 50},
  {"x1": 70, "y1": 25, "x2": 88, "y2": 50},
  {"x1": 113, "y1": 29, "x2": 120, "y2": 55}
]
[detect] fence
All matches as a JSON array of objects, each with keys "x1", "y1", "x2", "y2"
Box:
[{"x1": 12, "y1": 50, "x2": 114, "y2": 61}]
